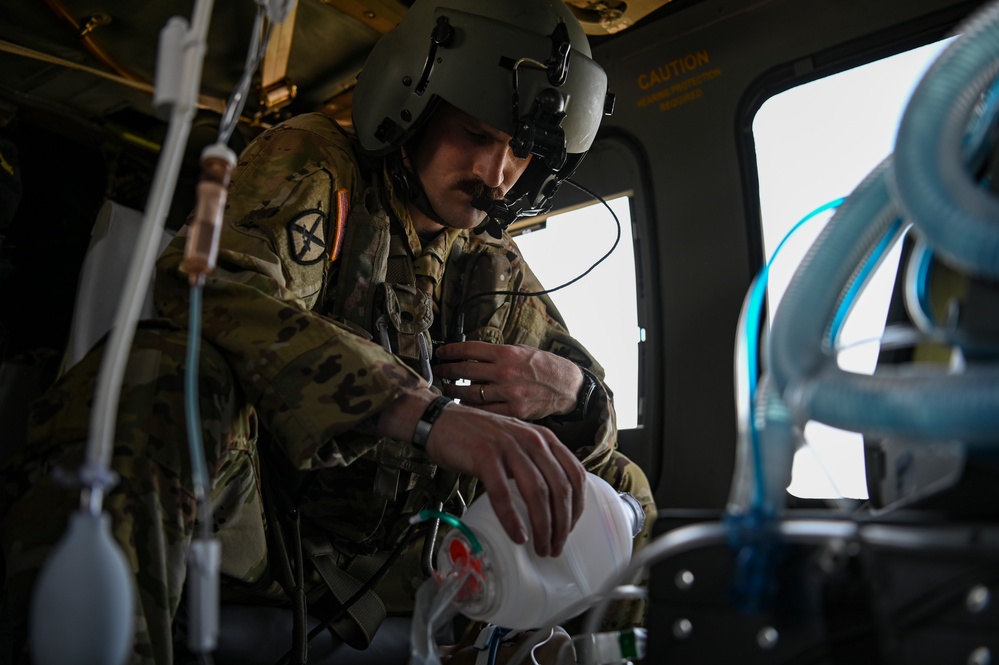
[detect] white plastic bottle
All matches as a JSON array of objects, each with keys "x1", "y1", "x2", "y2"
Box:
[{"x1": 436, "y1": 472, "x2": 645, "y2": 630}]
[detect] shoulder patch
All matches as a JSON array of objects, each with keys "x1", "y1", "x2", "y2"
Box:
[
  {"x1": 287, "y1": 209, "x2": 328, "y2": 265},
  {"x1": 330, "y1": 188, "x2": 349, "y2": 262}
]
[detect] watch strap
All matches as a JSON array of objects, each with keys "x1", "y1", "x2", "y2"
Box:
[
  {"x1": 411, "y1": 395, "x2": 454, "y2": 449},
  {"x1": 556, "y1": 367, "x2": 599, "y2": 422}
]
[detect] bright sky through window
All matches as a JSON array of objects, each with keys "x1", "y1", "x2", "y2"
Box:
[{"x1": 753, "y1": 38, "x2": 954, "y2": 499}]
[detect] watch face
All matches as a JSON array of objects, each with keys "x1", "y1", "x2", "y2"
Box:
[{"x1": 577, "y1": 369, "x2": 597, "y2": 418}]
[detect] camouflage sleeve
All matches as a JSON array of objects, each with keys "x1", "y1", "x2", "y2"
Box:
[
  {"x1": 154, "y1": 113, "x2": 423, "y2": 470},
  {"x1": 456, "y1": 230, "x2": 617, "y2": 466}
]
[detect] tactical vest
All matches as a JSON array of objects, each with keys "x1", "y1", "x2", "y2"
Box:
[{"x1": 317, "y1": 161, "x2": 554, "y2": 520}]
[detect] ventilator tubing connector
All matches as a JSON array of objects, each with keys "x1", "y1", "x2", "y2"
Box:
[{"x1": 184, "y1": 143, "x2": 236, "y2": 286}]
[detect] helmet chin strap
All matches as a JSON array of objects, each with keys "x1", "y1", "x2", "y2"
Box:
[{"x1": 388, "y1": 152, "x2": 448, "y2": 226}]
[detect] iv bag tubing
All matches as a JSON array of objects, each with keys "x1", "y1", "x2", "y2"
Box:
[
  {"x1": 768, "y1": 161, "x2": 999, "y2": 445},
  {"x1": 185, "y1": 286, "x2": 213, "y2": 530},
  {"x1": 83, "y1": 0, "x2": 216, "y2": 511},
  {"x1": 893, "y1": 0, "x2": 999, "y2": 280}
]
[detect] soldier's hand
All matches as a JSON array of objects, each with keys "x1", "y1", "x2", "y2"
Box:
[
  {"x1": 424, "y1": 403, "x2": 587, "y2": 558},
  {"x1": 435, "y1": 341, "x2": 583, "y2": 421}
]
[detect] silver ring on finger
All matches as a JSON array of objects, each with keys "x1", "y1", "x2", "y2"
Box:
[{"x1": 480, "y1": 384, "x2": 486, "y2": 403}]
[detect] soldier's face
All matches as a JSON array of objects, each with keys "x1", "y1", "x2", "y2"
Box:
[{"x1": 408, "y1": 103, "x2": 530, "y2": 232}]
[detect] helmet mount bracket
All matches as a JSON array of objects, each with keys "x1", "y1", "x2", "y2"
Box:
[
  {"x1": 545, "y1": 20, "x2": 571, "y2": 87},
  {"x1": 415, "y1": 16, "x2": 455, "y2": 96},
  {"x1": 475, "y1": 20, "x2": 575, "y2": 234}
]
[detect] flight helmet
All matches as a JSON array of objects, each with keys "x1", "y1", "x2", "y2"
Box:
[{"x1": 352, "y1": 0, "x2": 614, "y2": 229}]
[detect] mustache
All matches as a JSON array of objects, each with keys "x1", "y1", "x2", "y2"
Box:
[{"x1": 455, "y1": 179, "x2": 504, "y2": 202}]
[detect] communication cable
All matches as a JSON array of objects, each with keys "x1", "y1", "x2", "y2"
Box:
[
  {"x1": 272, "y1": 523, "x2": 422, "y2": 665},
  {"x1": 454, "y1": 178, "x2": 621, "y2": 331}
]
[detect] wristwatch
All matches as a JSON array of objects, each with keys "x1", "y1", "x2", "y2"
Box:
[
  {"x1": 411, "y1": 395, "x2": 454, "y2": 449},
  {"x1": 558, "y1": 367, "x2": 598, "y2": 422}
]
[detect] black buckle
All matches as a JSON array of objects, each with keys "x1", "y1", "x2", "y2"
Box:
[{"x1": 545, "y1": 21, "x2": 571, "y2": 86}]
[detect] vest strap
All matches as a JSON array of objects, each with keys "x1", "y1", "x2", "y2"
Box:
[{"x1": 302, "y1": 540, "x2": 390, "y2": 650}]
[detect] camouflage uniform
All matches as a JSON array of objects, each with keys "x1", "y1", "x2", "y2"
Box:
[{"x1": 1, "y1": 112, "x2": 656, "y2": 665}]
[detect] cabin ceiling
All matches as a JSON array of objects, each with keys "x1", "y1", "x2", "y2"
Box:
[{"x1": 0, "y1": 0, "x2": 673, "y2": 150}]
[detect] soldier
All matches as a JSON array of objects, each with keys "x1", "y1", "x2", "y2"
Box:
[{"x1": 1, "y1": 0, "x2": 656, "y2": 663}]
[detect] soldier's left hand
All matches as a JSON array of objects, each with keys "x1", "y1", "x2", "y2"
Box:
[{"x1": 434, "y1": 341, "x2": 583, "y2": 421}]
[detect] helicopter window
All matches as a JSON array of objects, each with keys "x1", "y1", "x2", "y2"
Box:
[
  {"x1": 513, "y1": 194, "x2": 641, "y2": 430},
  {"x1": 752, "y1": 37, "x2": 954, "y2": 500}
]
